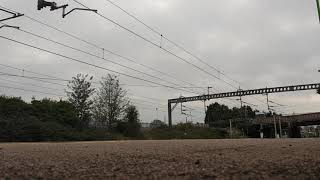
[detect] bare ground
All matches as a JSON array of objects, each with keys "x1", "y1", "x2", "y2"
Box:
[{"x1": 0, "y1": 139, "x2": 320, "y2": 179}]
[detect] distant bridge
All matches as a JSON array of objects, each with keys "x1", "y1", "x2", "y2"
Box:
[
  {"x1": 253, "y1": 112, "x2": 320, "y2": 138},
  {"x1": 255, "y1": 112, "x2": 320, "y2": 126}
]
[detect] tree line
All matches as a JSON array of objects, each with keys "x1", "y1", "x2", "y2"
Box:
[
  {"x1": 0, "y1": 74, "x2": 142, "y2": 141},
  {"x1": 205, "y1": 102, "x2": 257, "y2": 126}
]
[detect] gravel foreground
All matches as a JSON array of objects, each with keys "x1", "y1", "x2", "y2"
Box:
[{"x1": 0, "y1": 139, "x2": 319, "y2": 180}]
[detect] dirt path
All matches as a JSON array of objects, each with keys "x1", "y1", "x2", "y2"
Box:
[{"x1": 0, "y1": 139, "x2": 319, "y2": 179}]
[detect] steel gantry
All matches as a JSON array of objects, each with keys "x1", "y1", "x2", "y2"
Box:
[{"x1": 168, "y1": 83, "x2": 320, "y2": 127}]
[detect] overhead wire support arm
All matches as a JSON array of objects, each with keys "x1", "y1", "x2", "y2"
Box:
[
  {"x1": 62, "y1": 8, "x2": 97, "y2": 18},
  {"x1": 37, "y1": 0, "x2": 97, "y2": 18},
  {"x1": 0, "y1": 24, "x2": 20, "y2": 29},
  {"x1": 0, "y1": 8, "x2": 24, "y2": 22}
]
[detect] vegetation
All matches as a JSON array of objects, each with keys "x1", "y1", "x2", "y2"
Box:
[
  {"x1": 0, "y1": 94, "x2": 228, "y2": 141},
  {"x1": 144, "y1": 123, "x2": 227, "y2": 140},
  {"x1": 67, "y1": 74, "x2": 95, "y2": 130},
  {"x1": 0, "y1": 73, "x2": 278, "y2": 142},
  {"x1": 205, "y1": 102, "x2": 260, "y2": 137},
  {"x1": 92, "y1": 74, "x2": 129, "y2": 131},
  {"x1": 117, "y1": 105, "x2": 142, "y2": 138},
  {"x1": 150, "y1": 119, "x2": 167, "y2": 129},
  {"x1": 205, "y1": 102, "x2": 257, "y2": 127},
  {"x1": 0, "y1": 74, "x2": 137, "y2": 142},
  {"x1": 205, "y1": 103, "x2": 257, "y2": 129}
]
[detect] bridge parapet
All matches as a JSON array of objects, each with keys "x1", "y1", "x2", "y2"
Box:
[{"x1": 254, "y1": 112, "x2": 320, "y2": 125}]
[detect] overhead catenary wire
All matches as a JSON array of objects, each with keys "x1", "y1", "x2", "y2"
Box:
[
  {"x1": 0, "y1": 67, "x2": 230, "y2": 116},
  {"x1": 0, "y1": 5, "x2": 267, "y2": 111},
  {"x1": 7, "y1": 26, "x2": 203, "y2": 95},
  {"x1": 0, "y1": 65, "x2": 257, "y2": 112},
  {"x1": 69, "y1": 1, "x2": 269, "y2": 111},
  {"x1": 1, "y1": 22, "x2": 247, "y2": 106},
  {"x1": 0, "y1": 69, "x2": 205, "y2": 90},
  {"x1": 0, "y1": 71, "x2": 69, "y2": 82},
  {"x1": 4, "y1": 11, "x2": 206, "y2": 92},
  {"x1": 269, "y1": 100, "x2": 286, "y2": 107},
  {"x1": 0, "y1": 65, "x2": 174, "y2": 108},
  {"x1": 0, "y1": 72, "x2": 68, "y2": 87},
  {"x1": 103, "y1": 0, "x2": 241, "y2": 86},
  {"x1": 0, "y1": 5, "x2": 261, "y2": 108},
  {"x1": 0, "y1": 84, "x2": 64, "y2": 97},
  {"x1": 0, "y1": 63, "x2": 67, "y2": 80},
  {"x1": 0, "y1": 63, "x2": 207, "y2": 109},
  {"x1": 71, "y1": 0, "x2": 238, "y2": 90},
  {"x1": 73, "y1": 1, "x2": 271, "y2": 109},
  {"x1": 123, "y1": 84, "x2": 209, "y2": 88},
  {"x1": 0, "y1": 77, "x2": 63, "y2": 92},
  {"x1": 0, "y1": 36, "x2": 203, "y2": 94}
]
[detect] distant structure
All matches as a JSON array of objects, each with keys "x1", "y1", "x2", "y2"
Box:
[
  {"x1": 168, "y1": 83, "x2": 320, "y2": 127},
  {"x1": 141, "y1": 123, "x2": 151, "y2": 129},
  {"x1": 150, "y1": 119, "x2": 166, "y2": 128},
  {"x1": 193, "y1": 122, "x2": 209, "y2": 128},
  {"x1": 254, "y1": 112, "x2": 320, "y2": 138}
]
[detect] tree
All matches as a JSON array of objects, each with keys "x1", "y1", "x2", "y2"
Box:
[
  {"x1": 118, "y1": 105, "x2": 141, "y2": 137},
  {"x1": 93, "y1": 74, "x2": 129, "y2": 130},
  {"x1": 150, "y1": 119, "x2": 167, "y2": 129},
  {"x1": 67, "y1": 74, "x2": 95, "y2": 130},
  {"x1": 205, "y1": 103, "x2": 232, "y2": 126},
  {"x1": 0, "y1": 96, "x2": 78, "y2": 142},
  {"x1": 205, "y1": 102, "x2": 256, "y2": 128},
  {"x1": 31, "y1": 98, "x2": 78, "y2": 128}
]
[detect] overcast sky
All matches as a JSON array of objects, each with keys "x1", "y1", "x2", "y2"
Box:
[{"x1": 0, "y1": 0, "x2": 320, "y2": 124}]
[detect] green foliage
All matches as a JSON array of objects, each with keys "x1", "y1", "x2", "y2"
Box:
[
  {"x1": 144, "y1": 124, "x2": 227, "y2": 140},
  {"x1": 93, "y1": 74, "x2": 129, "y2": 130},
  {"x1": 0, "y1": 95, "x2": 81, "y2": 142},
  {"x1": 117, "y1": 105, "x2": 142, "y2": 137},
  {"x1": 0, "y1": 95, "x2": 128, "y2": 142},
  {"x1": 150, "y1": 119, "x2": 167, "y2": 129},
  {"x1": 67, "y1": 74, "x2": 95, "y2": 130},
  {"x1": 31, "y1": 98, "x2": 78, "y2": 128},
  {"x1": 205, "y1": 102, "x2": 256, "y2": 128}
]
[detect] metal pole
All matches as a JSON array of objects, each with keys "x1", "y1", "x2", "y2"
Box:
[
  {"x1": 274, "y1": 115, "x2": 277, "y2": 138},
  {"x1": 203, "y1": 87, "x2": 212, "y2": 114},
  {"x1": 266, "y1": 92, "x2": 270, "y2": 111},
  {"x1": 260, "y1": 124, "x2": 264, "y2": 139},
  {"x1": 156, "y1": 108, "x2": 159, "y2": 120},
  {"x1": 168, "y1": 102, "x2": 172, "y2": 127},
  {"x1": 208, "y1": 86, "x2": 212, "y2": 96},
  {"x1": 278, "y1": 116, "x2": 282, "y2": 138},
  {"x1": 229, "y1": 119, "x2": 233, "y2": 138}
]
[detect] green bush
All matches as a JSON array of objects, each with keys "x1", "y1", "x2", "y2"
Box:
[{"x1": 144, "y1": 125, "x2": 227, "y2": 140}]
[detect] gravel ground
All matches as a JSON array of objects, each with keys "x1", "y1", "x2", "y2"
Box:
[{"x1": 0, "y1": 139, "x2": 320, "y2": 179}]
